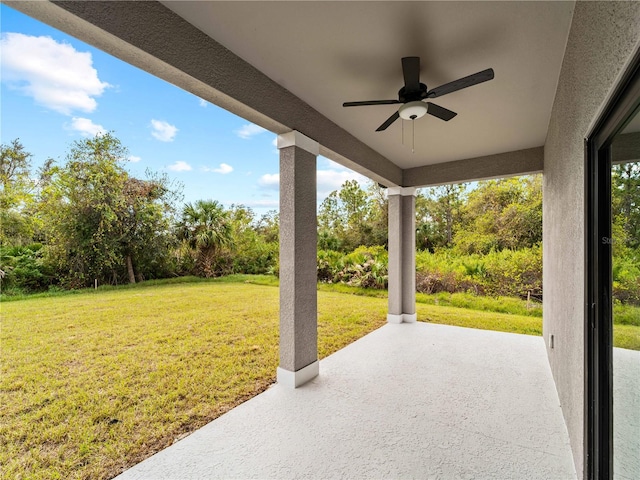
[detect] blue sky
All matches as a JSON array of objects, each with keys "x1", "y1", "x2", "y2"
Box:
[{"x1": 0, "y1": 5, "x2": 367, "y2": 216}]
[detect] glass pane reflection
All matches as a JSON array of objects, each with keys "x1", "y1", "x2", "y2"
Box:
[{"x1": 611, "y1": 108, "x2": 640, "y2": 479}]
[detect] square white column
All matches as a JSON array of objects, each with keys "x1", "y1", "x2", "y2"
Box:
[
  {"x1": 277, "y1": 131, "x2": 320, "y2": 388},
  {"x1": 387, "y1": 187, "x2": 417, "y2": 323}
]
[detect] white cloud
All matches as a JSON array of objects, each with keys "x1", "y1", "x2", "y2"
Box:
[
  {"x1": 322, "y1": 158, "x2": 348, "y2": 170},
  {"x1": 317, "y1": 169, "x2": 368, "y2": 197},
  {"x1": 167, "y1": 161, "x2": 192, "y2": 172},
  {"x1": 202, "y1": 163, "x2": 233, "y2": 174},
  {"x1": 235, "y1": 123, "x2": 266, "y2": 139},
  {"x1": 68, "y1": 117, "x2": 105, "y2": 136},
  {"x1": 0, "y1": 33, "x2": 110, "y2": 115},
  {"x1": 150, "y1": 119, "x2": 178, "y2": 142},
  {"x1": 258, "y1": 173, "x2": 280, "y2": 190},
  {"x1": 128, "y1": 155, "x2": 141, "y2": 163},
  {"x1": 258, "y1": 168, "x2": 368, "y2": 202},
  {"x1": 198, "y1": 98, "x2": 208, "y2": 107},
  {"x1": 245, "y1": 199, "x2": 279, "y2": 209}
]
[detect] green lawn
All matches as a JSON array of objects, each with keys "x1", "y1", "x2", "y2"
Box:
[
  {"x1": 1, "y1": 280, "x2": 389, "y2": 480},
  {"x1": 1, "y1": 277, "x2": 638, "y2": 479}
]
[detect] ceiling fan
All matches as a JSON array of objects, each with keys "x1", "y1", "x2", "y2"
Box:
[{"x1": 343, "y1": 57, "x2": 494, "y2": 132}]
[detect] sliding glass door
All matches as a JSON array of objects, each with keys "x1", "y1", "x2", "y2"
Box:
[
  {"x1": 611, "y1": 125, "x2": 640, "y2": 479},
  {"x1": 586, "y1": 51, "x2": 640, "y2": 479}
]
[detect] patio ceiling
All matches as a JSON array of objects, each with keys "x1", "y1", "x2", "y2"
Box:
[
  {"x1": 161, "y1": 1, "x2": 574, "y2": 170},
  {"x1": 9, "y1": 1, "x2": 575, "y2": 185}
]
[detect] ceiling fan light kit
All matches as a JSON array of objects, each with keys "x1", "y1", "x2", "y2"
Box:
[
  {"x1": 342, "y1": 56, "x2": 494, "y2": 137},
  {"x1": 398, "y1": 101, "x2": 428, "y2": 120}
]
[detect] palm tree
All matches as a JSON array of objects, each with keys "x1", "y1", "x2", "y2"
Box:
[{"x1": 177, "y1": 200, "x2": 233, "y2": 277}]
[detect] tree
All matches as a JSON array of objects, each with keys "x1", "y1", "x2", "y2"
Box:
[
  {"x1": 452, "y1": 175, "x2": 542, "y2": 254},
  {"x1": 0, "y1": 139, "x2": 31, "y2": 189},
  {"x1": 318, "y1": 180, "x2": 386, "y2": 251},
  {"x1": 38, "y1": 133, "x2": 178, "y2": 287},
  {"x1": 177, "y1": 200, "x2": 234, "y2": 277},
  {"x1": 416, "y1": 183, "x2": 467, "y2": 251},
  {"x1": 366, "y1": 182, "x2": 388, "y2": 247},
  {"x1": 225, "y1": 205, "x2": 278, "y2": 274},
  {"x1": 119, "y1": 172, "x2": 181, "y2": 283},
  {"x1": 612, "y1": 162, "x2": 640, "y2": 250},
  {"x1": 255, "y1": 210, "x2": 279, "y2": 244},
  {"x1": 0, "y1": 139, "x2": 36, "y2": 246},
  {"x1": 318, "y1": 190, "x2": 344, "y2": 250}
]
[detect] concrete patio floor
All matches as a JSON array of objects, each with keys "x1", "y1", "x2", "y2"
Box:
[{"x1": 115, "y1": 322, "x2": 577, "y2": 479}]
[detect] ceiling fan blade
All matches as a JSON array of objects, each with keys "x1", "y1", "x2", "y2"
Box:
[
  {"x1": 343, "y1": 100, "x2": 401, "y2": 107},
  {"x1": 427, "y1": 102, "x2": 457, "y2": 121},
  {"x1": 376, "y1": 111, "x2": 400, "y2": 131},
  {"x1": 402, "y1": 56, "x2": 421, "y2": 93},
  {"x1": 428, "y1": 68, "x2": 494, "y2": 98}
]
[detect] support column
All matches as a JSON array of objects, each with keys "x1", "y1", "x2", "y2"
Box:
[
  {"x1": 276, "y1": 131, "x2": 319, "y2": 388},
  {"x1": 387, "y1": 187, "x2": 417, "y2": 323}
]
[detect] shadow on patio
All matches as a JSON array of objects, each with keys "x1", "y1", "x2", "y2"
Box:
[{"x1": 115, "y1": 322, "x2": 576, "y2": 479}]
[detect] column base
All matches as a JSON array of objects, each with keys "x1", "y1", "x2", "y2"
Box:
[
  {"x1": 387, "y1": 313, "x2": 417, "y2": 324},
  {"x1": 403, "y1": 313, "x2": 417, "y2": 323},
  {"x1": 277, "y1": 360, "x2": 319, "y2": 388}
]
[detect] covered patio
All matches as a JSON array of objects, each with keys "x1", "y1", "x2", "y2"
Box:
[
  {"x1": 8, "y1": 1, "x2": 640, "y2": 478},
  {"x1": 115, "y1": 322, "x2": 576, "y2": 480}
]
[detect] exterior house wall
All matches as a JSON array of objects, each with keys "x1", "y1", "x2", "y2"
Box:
[{"x1": 543, "y1": 2, "x2": 640, "y2": 477}]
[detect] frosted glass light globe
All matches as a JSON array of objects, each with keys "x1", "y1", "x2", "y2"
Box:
[{"x1": 398, "y1": 101, "x2": 427, "y2": 120}]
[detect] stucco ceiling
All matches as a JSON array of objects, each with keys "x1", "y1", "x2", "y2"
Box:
[{"x1": 161, "y1": 1, "x2": 574, "y2": 169}]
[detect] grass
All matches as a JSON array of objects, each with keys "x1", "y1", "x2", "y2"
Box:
[
  {"x1": 416, "y1": 291, "x2": 543, "y2": 317},
  {"x1": 0, "y1": 275, "x2": 276, "y2": 302},
  {"x1": 417, "y1": 302, "x2": 543, "y2": 336},
  {"x1": 1, "y1": 276, "x2": 638, "y2": 479},
  {"x1": 1, "y1": 279, "x2": 387, "y2": 480},
  {"x1": 613, "y1": 324, "x2": 640, "y2": 350},
  {"x1": 614, "y1": 302, "x2": 640, "y2": 327}
]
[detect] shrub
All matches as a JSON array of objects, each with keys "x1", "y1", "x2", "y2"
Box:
[
  {"x1": 318, "y1": 246, "x2": 388, "y2": 289},
  {"x1": 415, "y1": 245, "x2": 542, "y2": 300},
  {"x1": 231, "y1": 240, "x2": 278, "y2": 275},
  {"x1": 479, "y1": 246, "x2": 542, "y2": 298},
  {"x1": 614, "y1": 302, "x2": 640, "y2": 326},
  {"x1": 612, "y1": 252, "x2": 640, "y2": 305},
  {"x1": 317, "y1": 250, "x2": 343, "y2": 282},
  {"x1": 0, "y1": 244, "x2": 55, "y2": 294}
]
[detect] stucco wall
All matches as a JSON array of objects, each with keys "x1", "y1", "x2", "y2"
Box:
[{"x1": 543, "y1": 2, "x2": 640, "y2": 477}]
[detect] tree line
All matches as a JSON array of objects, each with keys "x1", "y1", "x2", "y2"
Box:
[
  {"x1": 0, "y1": 134, "x2": 278, "y2": 292},
  {"x1": 1, "y1": 134, "x2": 638, "y2": 304}
]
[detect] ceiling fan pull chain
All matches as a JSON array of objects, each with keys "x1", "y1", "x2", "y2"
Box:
[
  {"x1": 412, "y1": 120, "x2": 415, "y2": 154},
  {"x1": 402, "y1": 119, "x2": 405, "y2": 147}
]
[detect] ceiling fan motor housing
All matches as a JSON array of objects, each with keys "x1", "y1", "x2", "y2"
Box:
[{"x1": 398, "y1": 83, "x2": 428, "y2": 103}]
